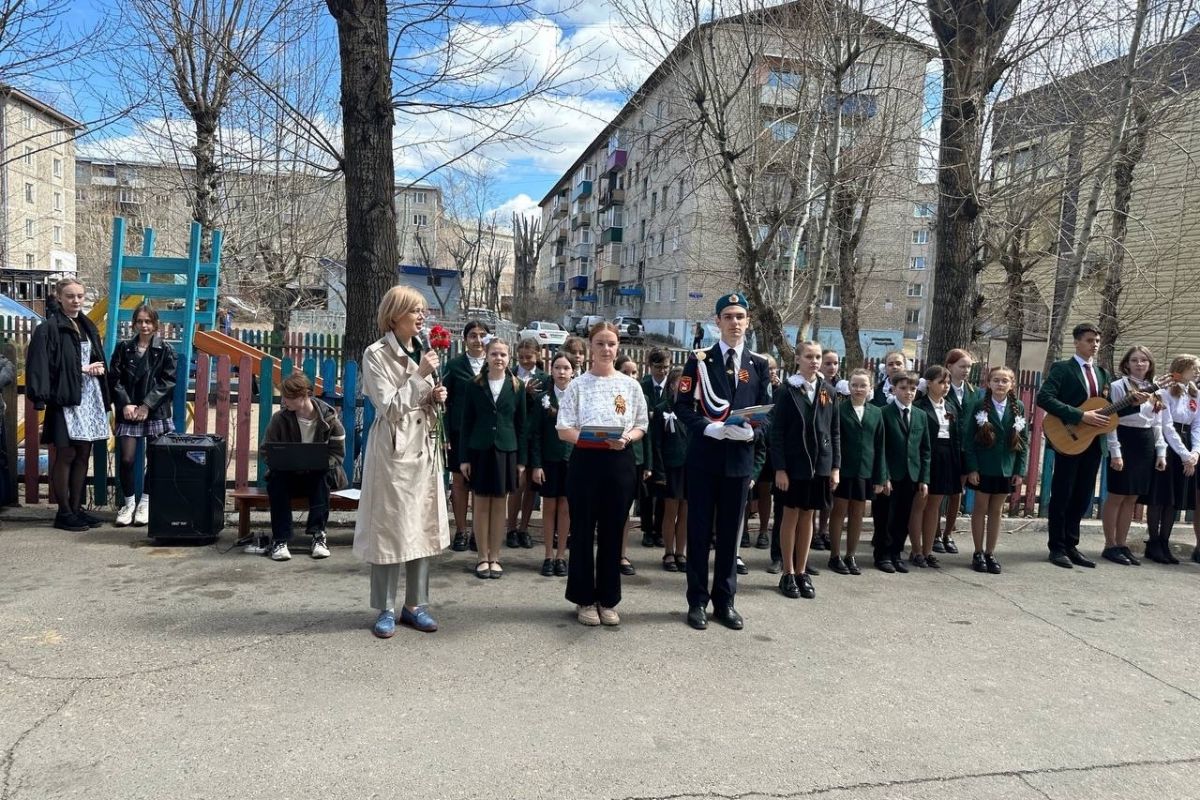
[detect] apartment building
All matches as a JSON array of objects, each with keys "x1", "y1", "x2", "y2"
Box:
[
  {"x1": 536, "y1": 1, "x2": 932, "y2": 356},
  {"x1": 0, "y1": 87, "x2": 83, "y2": 314},
  {"x1": 987, "y1": 26, "x2": 1200, "y2": 365}
]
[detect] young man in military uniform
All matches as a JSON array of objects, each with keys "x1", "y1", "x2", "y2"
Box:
[{"x1": 675, "y1": 292, "x2": 771, "y2": 631}]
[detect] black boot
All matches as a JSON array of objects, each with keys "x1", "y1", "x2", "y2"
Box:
[
  {"x1": 1162, "y1": 530, "x2": 1181, "y2": 564},
  {"x1": 1144, "y1": 536, "x2": 1168, "y2": 564}
]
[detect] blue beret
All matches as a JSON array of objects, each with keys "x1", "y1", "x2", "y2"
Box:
[{"x1": 715, "y1": 292, "x2": 749, "y2": 315}]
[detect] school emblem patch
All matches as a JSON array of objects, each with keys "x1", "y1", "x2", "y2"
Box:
[
  {"x1": 679, "y1": 376, "x2": 693, "y2": 394},
  {"x1": 614, "y1": 394, "x2": 627, "y2": 415}
]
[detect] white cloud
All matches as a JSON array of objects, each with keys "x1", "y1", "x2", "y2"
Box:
[{"x1": 489, "y1": 193, "x2": 541, "y2": 223}]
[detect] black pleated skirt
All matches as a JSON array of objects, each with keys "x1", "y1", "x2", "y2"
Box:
[
  {"x1": 975, "y1": 474, "x2": 1015, "y2": 495},
  {"x1": 467, "y1": 447, "x2": 518, "y2": 497},
  {"x1": 537, "y1": 459, "x2": 569, "y2": 499},
  {"x1": 781, "y1": 476, "x2": 833, "y2": 510},
  {"x1": 1106, "y1": 426, "x2": 1156, "y2": 497},
  {"x1": 928, "y1": 438, "x2": 964, "y2": 496},
  {"x1": 834, "y1": 476, "x2": 873, "y2": 502},
  {"x1": 663, "y1": 465, "x2": 687, "y2": 500},
  {"x1": 1146, "y1": 425, "x2": 1195, "y2": 509}
]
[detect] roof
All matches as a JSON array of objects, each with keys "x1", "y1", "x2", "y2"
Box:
[
  {"x1": 320, "y1": 258, "x2": 459, "y2": 280},
  {"x1": 537, "y1": 0, "x2": 934, "y2": 207},
  {"x1": 0, "y1": 85, "x2": 84, "y2": 130},
  {"x1": 0, "y1": 293, "x2": 43, "y2": 320}
]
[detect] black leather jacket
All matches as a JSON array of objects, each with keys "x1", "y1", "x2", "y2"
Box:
[{"x1": 108, "y1": 335, "x2": 178, "y2": 421}]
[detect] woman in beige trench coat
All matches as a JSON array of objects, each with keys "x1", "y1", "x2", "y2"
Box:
[{"x1": 353, "y1": 286, "x2": 450, "y2": 638}]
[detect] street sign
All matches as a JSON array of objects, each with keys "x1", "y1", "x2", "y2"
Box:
[{"x1": 688, "y1": 291, "x2": 703, "y2": 299}]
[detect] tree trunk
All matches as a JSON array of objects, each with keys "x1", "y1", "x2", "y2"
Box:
[
  {"x1": 926, "y1": 61, "x2": 983, "y2": 363},
  {"x1": 1098, "y1": 113, "x2": 1147, "y2": 372},
  {"x1": 191, "y1": 113, "x2": 221, "y2": 248},
  {"x1": 1002, "y1": 243, "x2": 1025, "y2": 372},
  {"x1": 833, "y1": 182, "x2": 866, "y2": 368},
  {"x1": 327, "y1": 0, "x2": 397, "y2": 362},
  {"x1": 838, "y1": 247, "x2": 865, "y2": 370}
]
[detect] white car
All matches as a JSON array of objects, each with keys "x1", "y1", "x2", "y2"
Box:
[{"x1": 518, "y1": 321, "x2": 568, "y2": 347}]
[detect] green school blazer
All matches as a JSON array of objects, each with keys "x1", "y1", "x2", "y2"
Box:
[
  {"x1": 838, "y1": 402, "x2": 888, "y2": 485},
  {"x1": 528, "y1": 387, "x2": 573, "y2": 467},
  {"x1": 881, "y1": 402, "x2": 931, "y2": 484},
  {"x1": 962, "y1": 397, "x2": 1030, "y2": 477},
  {"x1": 459, "y1": 374, "x2": 528, "y2": 462},
  {"x1": 442, "y1": 353, "x2": 481, "y2": 435},
  {"x1": 1036, "y1": 358, "x2": 1112, "y2": 426}
]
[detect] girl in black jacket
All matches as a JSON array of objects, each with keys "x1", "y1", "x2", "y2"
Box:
[
  {"x1": 108, "y1": 304, "x2": 178, "y2": 527},
  {"x1": 25, "y1": 278, "x2": 111, "y2": 532}
]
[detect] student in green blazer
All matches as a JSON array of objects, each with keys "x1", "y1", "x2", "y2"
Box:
[
  {"x1": 530, "y1": 352, "x2": 575, "y2": 577},
  {"x1": 459, "y1": 338, "x2": 526, "y2": 580},
  {"x1": 639, "y1": 348, "x2": 673, "y2": 548},
  {"x1": 828, "y1": 368, "x2": 888, "y2": 575},
  {"x1": 650, "y1": 366, "x2": 691, "y2": 572},
  {"x1": 1036, "y1": 323, "x2": 1142, "y2": 568},
  {"x1": 506, "y1": 337, "x2": 550, "y2": 549},
  {"x1": 618, "y1": 354, "x2": 652, "y2": 575},
  {"x1": 442, "y1": 320, "x2": 490, "y2": 551},
  {"x1": 964, "y1": 366, "x2": 1030, "y2": 574},
  {"x1": 871, "y1": 372, "x2": 930, "y2": 573},
  {"x1": 936, "y1": 348, "x2": 977, "y2": 554}
]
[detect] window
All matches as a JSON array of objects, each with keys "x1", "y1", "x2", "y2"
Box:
[
  {"x1": 23, "y1": 111, "x2": 32, "y2": 130},
  {"x1": 906, "y1": 308, "x2": 921, "y2": 325},
  {"x1": 906, "y1": 282, "x2": 923, "y2": 298},
  {"x1": 97, "y1": 164, "x2": 116, "y2": 180},
  {"x1": 413, "y1": 214, "x2": 428, "y2": 226},
  {"x1": 118, "y1": 187, "x2": 140, "y2": 204},
  {"x1": 911, "y1": 229, "x2": 929, "y2": 244},
  {"x1": 25, "y1": 219, "x2": 33, "y2": 238},
  {"x1": 845, "y1": 63, "x2": 878, "y2": 92},
  {"x1": 639, "y1": 219, "x2": 646, "y2": 242},
  {"x1": 75, "y1": 187, "x2": 87, "y2": 202},
  {"x1": 53, "y1": 192, "x2": 62, "y2": 211},
  {"x1": 53, "y1": 225, "x2": 62, "y2": 244},
  {"x1": 641, "y1": 176, "x2": 648, "y2": 199},
  {"x1": 678, "y1": 178, "x2": 685, "y2": 205},
  {"x1": 819, "y1": 283, "x2": 841, "y2": 308},
  {"x1": 576, "y1": 164, "x2": 595, "y2": 183},
  {"x1": 914, "y1": 202, "x2": 934, "y2": 218},
  {"x1": 766, "y1": 69, "x2": 804, "y2": 90},
  {"x1": 54, "y1": 258, "x2": 63, "y2": 271},
  {"x1": 656, "y1": 278, "x2": 664, "y2": 302},
  {"x1": 650, "y1": 191, "x2": 657, "y2": 215},
  {"x1": 607, "y1": 132, "x2": 622, "y2": 153},
  {"x1": 909, "y1": 256, "x2": 927, "y2": 270},
  {"x1": 656, "y1": 99, "x2": 667, "y2": 121},
  {"x1": 411, "y1": 191, "x2": 427, "y2": 204},
  {"x1": 670, "y1": 276, "x2": 678, "y2": 301},
  {"x1": 52, "y1": 158, "x2": 62, "y2": 178},
  {"x1": 672, "y1": 226, "x2": 680, "y2": 251},
  {"x1": 24, "y1": 183, "x2": 33, "y2": 203},
  {"x1": 658, "y1": 232, "x2": 665, "y2": 256},
  {"x1": 23, "y1": 146, "x2": 33, "y2": 165},
  {"x1": 768, "y1": 119, "x2": 799, "y2": 141},
  {"x1": 25, "y1": 253, "x2": 34, "y2": 269}
]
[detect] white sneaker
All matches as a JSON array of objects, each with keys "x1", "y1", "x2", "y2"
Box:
[
  {"x1": 243, "y1": 540, "x2": 270, "y2": 555},
  {"x1": 133, "y1": 497, "x2": 150, "y2": 526},
  {"x1": 598, "y1": 606, "x2": 620, "y2": 626},
  {"x1": 269, "y1": 542, "x2": 292, "y2": 561},
  {"x1": 576, "y1": 604, "x2": 601, "y2": 626},
  {"x1": 310, "y1": 532, "x2": 330, "y2": 559},
  {"x1": 115, "y1": 499, "x2": 135, "y2": 527}
]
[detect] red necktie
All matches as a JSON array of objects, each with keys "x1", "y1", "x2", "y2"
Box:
[{"x1": 1083, "y1": 363, "x2": 1098, "y2": 397}]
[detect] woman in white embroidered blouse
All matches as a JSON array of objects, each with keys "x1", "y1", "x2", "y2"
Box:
[{"x1": 556, "y1": 323, "x2": 649, "y2": 627}]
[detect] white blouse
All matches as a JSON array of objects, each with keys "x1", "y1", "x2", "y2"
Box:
[
  {"x1": 930, "y1": 399, "x2": 951, "y2": 439},
  {"x1": 556, "y1": 372, "x2": 649, "y2": 434},
  {"x1": 1106, "y1": 378, "x2": 1167, "y2": 458},
  {"x1": 467, "y1": 354, "x2": 485, "y2": 375},
  {"x1": 1158, "y1": 388, "x2": 1199, "y2": 456},
  {"x1": 487, "y1": 377, "x2": 505, "y2": 401}
]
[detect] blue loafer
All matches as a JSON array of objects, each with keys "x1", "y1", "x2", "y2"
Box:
[
  {"x1": 372, "y1": 610, "x2": 397, "y2": 639},
  {"x1": 400, "y1": 605, "x2": 438, "y2": 632}
]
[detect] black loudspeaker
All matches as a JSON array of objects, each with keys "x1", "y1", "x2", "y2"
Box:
[{"x1": 147, "y1": 434, "x2": 227, "y2": 539}]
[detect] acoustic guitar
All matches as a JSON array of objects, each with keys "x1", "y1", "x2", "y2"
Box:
[{"x1": 1042, "y1": 379, "x2": 1168, "y2": 456}]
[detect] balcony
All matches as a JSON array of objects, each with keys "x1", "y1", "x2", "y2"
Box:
[
  {"x1": 555, "y1": 225, "x2": 567, "y2": 243},
  {"x1": 551, "y1": 197, "x2": 567, "y2": 218},
  {"x1": 822, "y1": 93, "x2": 877, "y2": 119},
  {"x1": 605, "y1": 149, "x2": 627, "y2": 173},
  {"x1": 574, "y1": 243, "x2": 594, "y2": 259},
  {"x1": 760, "y1": 85, "x2": 802, "y2": 108},
  {"x1": 598, "y1": 186, "x2": 625, "y2": 209},
  {"x1": 601, "y1": 226, "x2": 623, "y2": 245},
  {"x1": 573, "y1": 180, "x2": 593, "y2": 201},
  {"x1": 568, "y1": 275, "x2": 588, "y2": 292},
  {"x1": 571, "y1": 211, "x2": 591, "y2": 230},
  {"x1": 554, "y1": 253, "x2": 567, "y2": 268},
  {"x1": 597, "y1": 265, "x2": 621, "y2": 285},
  {"x1": 556, "y1": 281, "x2": 566, "y2": 293}
]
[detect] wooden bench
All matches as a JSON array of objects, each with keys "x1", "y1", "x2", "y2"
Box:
[{"x1": 230, "y1": 487, "x2": 359, "y2": 541}]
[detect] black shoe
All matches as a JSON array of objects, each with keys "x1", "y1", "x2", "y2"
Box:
[
  {"x1": 740, "y1": 530, "x2": 751, "y2": 548},
  {"x1": 553, "y1": 558, "x2": 568, "y2": 577},
  {"x1": 654, "y1": 535, "x2": 664, "y2": 548},
  {"x1": 1066, "y1": 549, "x2": 1096, "y2": 568},
  {"x1": 911, "y1": 553, "x2": 928, "y2": 568},
  {"x1": 779, "y1": 574, "x2": 801, "y2": 598},
  {"x1": 875, "y1": 559, "x2": 896, "y2": 574},
  {"x1": 505, "y1": 530, "x2": 520, "y2": 548},
  {"x1": 642, "y1": 532, "x2": 656, "y2": 548},
  {"x1": 468, "y1": 532, "x2": 477, "y2": 552},
  {"x1": 892, "y1": 558, "x2": 909, "y2": 574},
  {"x1": 932, "y1": 538, "x2": 946, "y2": 554},
  {"x1": 736, "y1": 556, "x2": 748, "y2": 575},
  {"x1": 663, "y1": 554, "x2": 679, "y2": 572},
  {"x1": 1121, "y1": 546, "x2": 1141, "y2": 566},
  {"x1": 798, "y1": 573, "x2": 815, "y2": 599},
  {"x1": 972, "y1": 552, "x2": 988, "y2": 572},
  {"x1": 518, "y1": 531, "x2": 533, "y2": 549},
  {"x1": 811, "y1": 534, "x2": 827, "y2": 551},
  {"x1": 926, "y1": 555, "x2": 942, "y2": 569},
  {"x1": 828, "y1": 555, "x2": 850, "y2": 575},
  {"x1": 845, "y1": 556, "x2": 861, "y2": 575},
  {"x1": 984, "y1": 553, "x2": 1002, "y2": 574},
  {"x1": 620, "y1": 559, "x2": 636, "y2": 576},
  {"x1": 77, "y1": 510, "x2": 103, "y2": 528},
  {"x1": 1145, "y1": 538, "x2": 1169, "y2": 564},
  {"x1": 805, "y1": 562, "x2": 820, "y2": 576},
  {"x1": 1102, "y1": 546, "x2": 1132, "y2": 566},
  {"x1": 766, "y1": 559, "x2": 783, "y2": 575},
  {"x1": 540, "y1": 558, "x2": 554, "y2": 576},
  {"x1": 755, "y1": 531, "x2": 770, "y2": 549},
  {"x1": 712, "y1": 604, "x2": 744, "y2": 630},
  {"x1": 1162, "y1": 538, "x2": 1181, "y2": 564},
  {"x1": 1192, "y1": 546, "x2": 1200, "y2": 565},
  {"x1": 1049, "y1": 552, "x2": 1074, "y2": 568},
  {"x1": 943, "y1": 537, "x2": 959, "y2": 554},
  {"x1": 53, "y1": 512, "x2": 89, "y2": 533},
  {"x1": 686, "y1": 605, "x2": 708, "y2": 630},
  {"x1": 452, "y1": 531, "x2": 468, "y2": 552}
]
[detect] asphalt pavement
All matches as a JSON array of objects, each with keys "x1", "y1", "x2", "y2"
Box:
[{"x1": 3, "y1": 509, "x2": 1200, "y2": 800}]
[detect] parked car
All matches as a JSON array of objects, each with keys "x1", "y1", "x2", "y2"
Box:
[
  {"x1": 518, "y1": 321, "x2": 568, "y2": 348},
  {"x1": 612, "y1": 316, "x2": 644, "y2": 343},
  {"x1": 574, "y1": 315, "x2": 604, "y2": 336}
]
